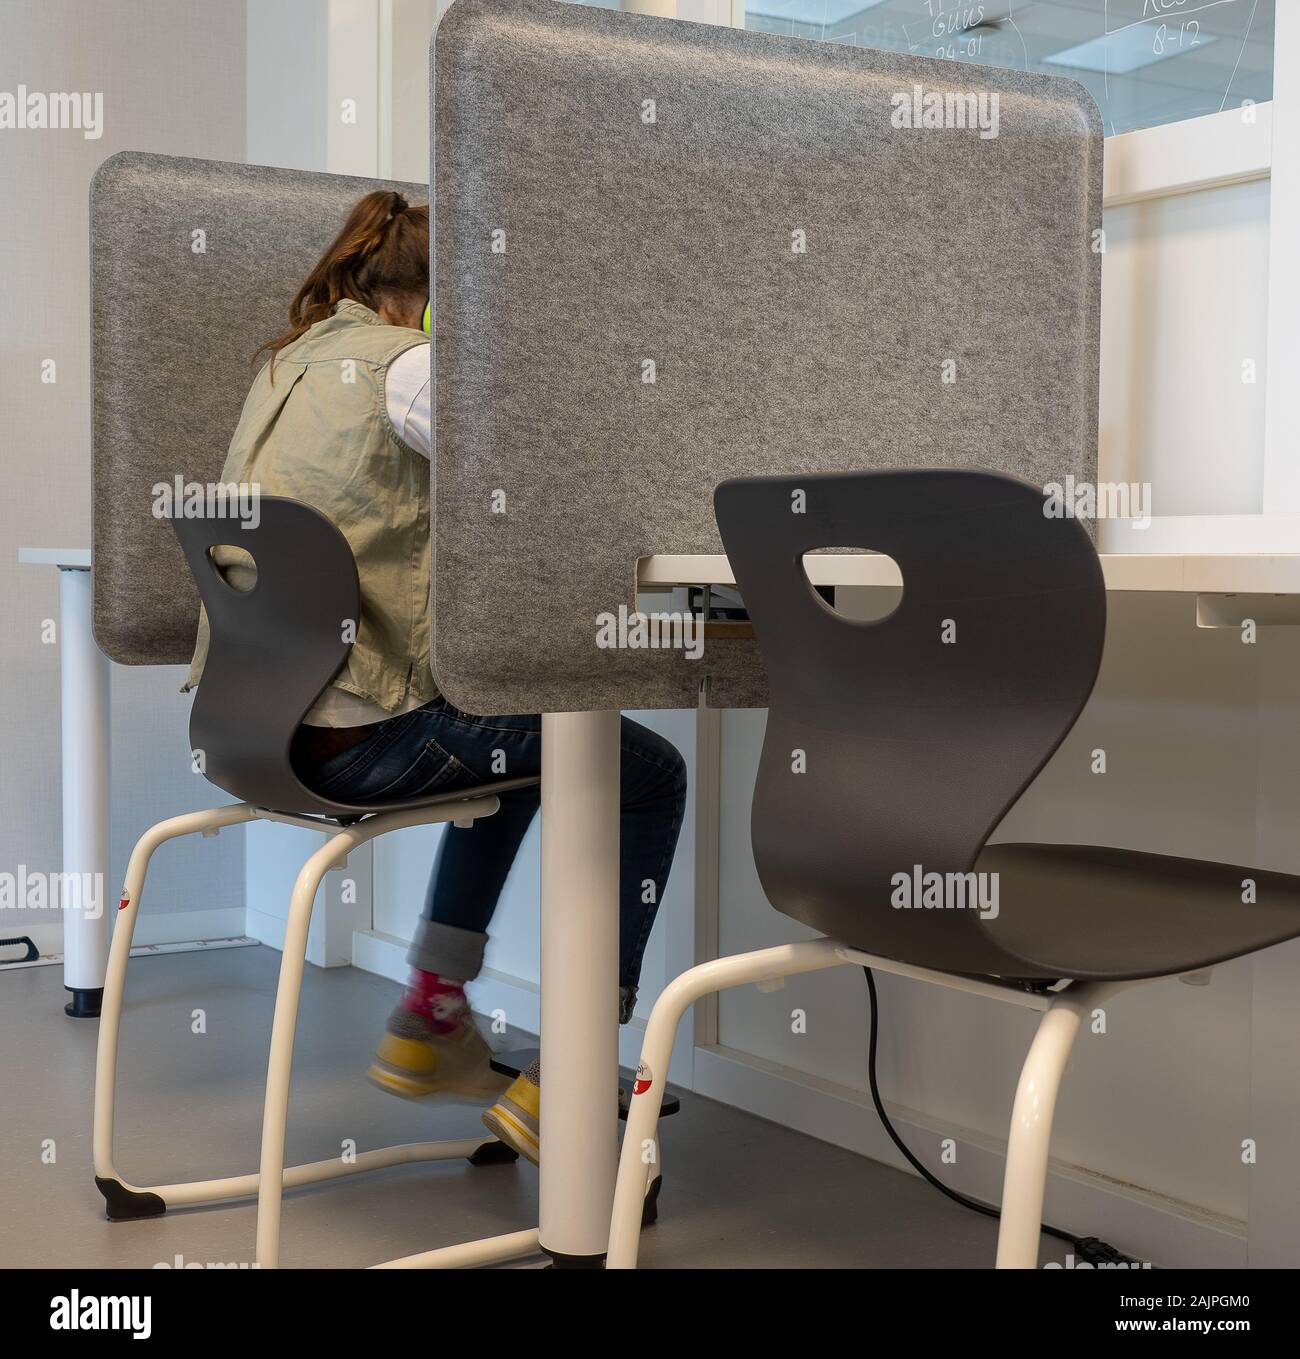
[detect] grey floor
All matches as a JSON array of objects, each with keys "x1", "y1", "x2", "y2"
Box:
[{"x1": 1, "y1": 947, "x2": 1069, "y2": 1269}]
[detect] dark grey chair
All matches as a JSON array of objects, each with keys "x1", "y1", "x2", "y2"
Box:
[
  {"x1": 610, "y1": 468, "x2": 1300, "y2": 1269},
  {"x1": 93, "y1": 495, "x2": 540, "y2": 1270},
  {"x1": 172, "y1": 495, "x2": 540, "y2": 816}
]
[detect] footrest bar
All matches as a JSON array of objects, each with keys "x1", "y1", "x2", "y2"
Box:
[
  {"x1": 97, "y1": 1137, "x2": 506, "y2": 1216},
  {"x1": 371, "y1": 1228, "x2": 542, "y2": 1269}
]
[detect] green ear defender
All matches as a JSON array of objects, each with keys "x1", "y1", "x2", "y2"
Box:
[{"x1": 422, "y1": 300, "x2": 431, "y2": 335}]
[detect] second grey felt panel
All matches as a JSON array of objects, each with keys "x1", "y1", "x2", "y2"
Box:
[{"x1": 432, "y1": 0, "x2": 1102, "y2": 714}]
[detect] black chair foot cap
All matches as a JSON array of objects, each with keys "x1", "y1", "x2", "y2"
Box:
[
  {"x1": 543, "y1": 1249, "x2": 605, "y2": 1269},
  {"x1": 95, "y1": 1177, "x2": 166, "y2": 1221},
  {"x1": 467, "y1": 1139, "x2": 519, "y2": 1167},
  {"x1": 65, "y1": 987, "x2": 103, "y2": 1019},
  {"x1": 641, "y1": 1174, "x2": 663, "y2": 1228}
]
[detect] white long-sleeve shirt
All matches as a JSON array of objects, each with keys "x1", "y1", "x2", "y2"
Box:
[{"x1": 386, "y1": 341, "x2": 432, "y2": 459}]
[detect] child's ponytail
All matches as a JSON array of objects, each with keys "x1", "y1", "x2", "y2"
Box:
[{"x1": 257, "y1": 188, "x2": 429, "y2": 376}]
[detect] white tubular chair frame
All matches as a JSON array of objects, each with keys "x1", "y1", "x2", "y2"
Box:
[
  {"x1": 93, "y1": 797, "x2": 542, "y2": 1269},
  {"x1": 607, "y1": 936, "x2": 1147, "y2": 1270}
]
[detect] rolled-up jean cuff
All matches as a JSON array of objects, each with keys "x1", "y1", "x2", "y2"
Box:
[{"x1": 407, "y1": 919, "x2": 488, "y2": 981}]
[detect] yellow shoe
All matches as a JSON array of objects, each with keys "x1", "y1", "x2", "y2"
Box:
[
  {"x1": 368, "y1": 1007, "x2": 508, "y2": 1103},
  {"x1": 481, "y1": 1060, "x2": 540, "y2": 1165}
]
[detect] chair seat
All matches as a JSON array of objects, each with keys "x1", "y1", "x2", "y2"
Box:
[
  {"x1": 282, "y1": 773, "x2": 541, "y2": 820},
  {"x1": 977, "y1": 842, "x2": 1300, "y2": 981}
]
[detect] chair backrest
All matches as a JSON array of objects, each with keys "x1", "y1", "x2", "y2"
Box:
[
  {"x1": 173, "y1": 496, "x2": 541, "y2": 818},
  {"x1": 171, "y1": 496, "x2": 363, "y2": 816},
  {"x1": 714, "y1": 470, "x2": 1106, "y2": 976}
]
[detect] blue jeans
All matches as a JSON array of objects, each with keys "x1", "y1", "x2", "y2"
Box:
[{"x1": 296, "y1": 699, "x2": 687, "y2": 1018}]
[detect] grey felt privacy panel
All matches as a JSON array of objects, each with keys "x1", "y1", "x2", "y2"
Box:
[
  {"x1": 91, "y1": 152, "x2": 425, "y2": 665},
  {"x1": 432, "y1": 0, "x2": 1102, "y2": 714}
]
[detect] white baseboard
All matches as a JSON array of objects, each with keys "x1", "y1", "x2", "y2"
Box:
[
  {"x1": 3, "y1": 908, "x2": 247, "y2": 962},
  {"x1": 246, "y1": 906, "x2": 290, "y2": 955},
  {"x1": 349, "y1": 927, "x2": 407, "y2": 983},
  {"x1": 247, "y1": 904, "x2": 349, "y2": 966},
  {"x1": 692, "y1": 1043, "x2": 1246, "y2": 1269},
  {"x1": 1, "y1": 924, "x2": 63, "y2": 959},
  {"x1": 138, "y1": 907, "x2": 247, "y2": 947}
]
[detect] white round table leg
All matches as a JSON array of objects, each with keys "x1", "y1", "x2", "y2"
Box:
[
  {"x1": 59, "y1": 566, "x2": 111, "y2": 1018},
  {"x1": 539, "y1": 710, "x2": 621, "y2": 1266}
]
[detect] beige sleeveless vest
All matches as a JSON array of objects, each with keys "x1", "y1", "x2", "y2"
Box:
[{"x1": 184, "y1": 300, "x2": 435, "y2": 715}]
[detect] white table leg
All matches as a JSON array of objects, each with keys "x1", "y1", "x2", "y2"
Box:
[
  {"x1": 539, "y1": 710, "x2": 621, "y2": 1266},
  {"x1": 59, "y1": 566, "x2": 111, "y2": 1018}
]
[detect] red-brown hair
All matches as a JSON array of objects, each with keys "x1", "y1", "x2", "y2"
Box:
[{"x1": 258, "y1": 189, "x2": 429, "y2": 376}]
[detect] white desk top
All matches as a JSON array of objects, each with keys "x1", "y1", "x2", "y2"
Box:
[
  {"x1": 641, "y1": 515, "x2": 1300, "y2": 595},
  {"x1": 639, "y1": 552, "x2": 1300, "y2": 595},
  {"x1": 18, "y1": 547, "x2": 91, "y2": 569},
  {"x1": 24, "y1": 526, "x2": 1300, "y2": 597}
]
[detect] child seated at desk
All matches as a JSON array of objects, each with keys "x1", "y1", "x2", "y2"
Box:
[{"x1": 184, "y1": 190, "x2": 688, "y2": 1164}]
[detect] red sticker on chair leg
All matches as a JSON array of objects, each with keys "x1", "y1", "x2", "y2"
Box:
[{"x1": 633, "y1": 1061, "x2": 653, "y2": 1096}]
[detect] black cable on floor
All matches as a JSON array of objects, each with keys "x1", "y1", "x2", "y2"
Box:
[{"x1": 862, "y1": 966, "x2": 1146, "y2": 1267}]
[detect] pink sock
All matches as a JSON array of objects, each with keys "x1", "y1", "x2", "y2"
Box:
[{"x1": 401, "y1": 968, "x2": 468, "y2": 1035}]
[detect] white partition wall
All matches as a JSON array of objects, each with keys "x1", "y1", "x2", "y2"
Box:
[{"x1": 1, "y1": 1, "x2": 252, "y2": 961}]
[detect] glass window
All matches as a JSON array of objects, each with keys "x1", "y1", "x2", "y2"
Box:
[{"x1": 742, "y1": 1, "x2": 1274, "y2": 136}]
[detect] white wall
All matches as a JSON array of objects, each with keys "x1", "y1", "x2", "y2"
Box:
[
  {"x1": 0, "y1": 0, "x2": 250, "y2": 954},
  {"x1": 2, "y1": 1, "x2": 351, "y2": 962},
  {"x1": 247, "y1": 0, "x2": 330, "y2": 172},
  {"x1": 389, "y1": 0, "x2": 446, "y2": 180},
  {"x1": 1100, "y1": 177, "x2": 1270, "y2": 515}
]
